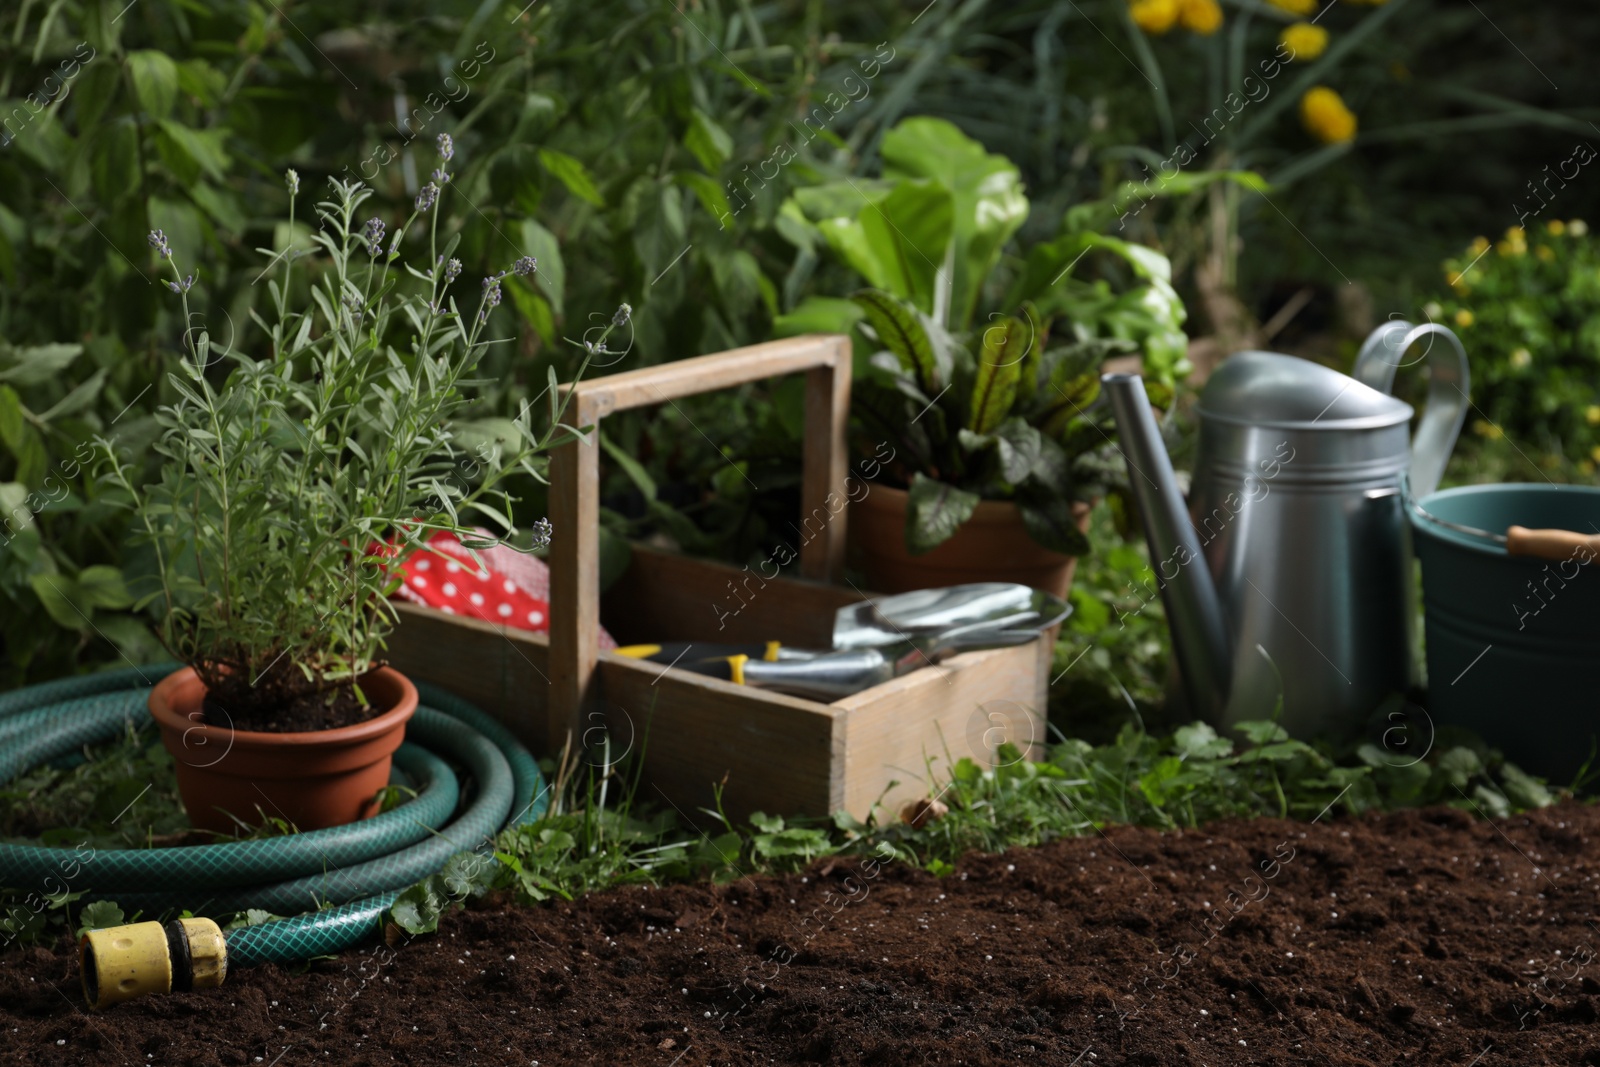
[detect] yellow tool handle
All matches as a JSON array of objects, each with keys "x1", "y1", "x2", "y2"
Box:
[
  {"x1": 1506, "y1": 526, "x2": 1600, "y2": 562},
  {"x1": 613, "y1": 641, "x2": 782, "y2": 664}
]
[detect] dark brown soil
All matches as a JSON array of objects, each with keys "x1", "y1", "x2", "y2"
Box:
[
  {"x1": 7, "y1": 801, "x2": 1600, "y2": 1066},
  {"x1": 204, "y1": 682, "x2": 372, "y2": 734}
]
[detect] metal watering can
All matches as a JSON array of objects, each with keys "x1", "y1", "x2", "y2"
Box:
[{"x1": 1102, "y1": 321, "x2": 1470, "y2": 737}]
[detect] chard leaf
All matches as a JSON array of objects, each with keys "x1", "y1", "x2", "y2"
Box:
[
  {"x1": 1017, "y1": 495, "x2": 1090, "y2": 556},
  {"x1": 969, "y1": 316, "x2": 1027, "y2": 434},
  {"x1": 991, "y1": 417, "x2": 1042, "y2": 486},
  {"x1": 852, "y1": 289, "x2": 944, "y2": 396},
  {"x1": 905, "y1": 473, "x2": 980, "y2": 556}
]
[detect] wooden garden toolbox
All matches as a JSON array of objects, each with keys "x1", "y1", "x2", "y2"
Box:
[{"x1": 386, "y1": 334, "x2": 1052, "y2": 824}]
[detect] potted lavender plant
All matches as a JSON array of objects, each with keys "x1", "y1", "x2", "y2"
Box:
[{"x1": 106, "y1": 137, "x2": 619, "y2": 832}]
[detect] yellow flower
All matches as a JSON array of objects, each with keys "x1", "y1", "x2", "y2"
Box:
[
  {"x1": 1130, "y1": 0, "x2": 1181, "y2": 34},
  {"x1": 1300, "y1": 87, "x2": 1357, "y2": 144},
  {"x1": 1510, "y1": 348, "x2": 1531, "y2": 369},
  {"x1": 1572, "y1": 219, "x2": 1590, "y2": 237},
  {"x1": 1468, "y1": 236, "x2": 1490, "y2": 256},
  {"x1": 1454, "y1": 309, "x2": 1474, "y2": 328},
  {"x1": 1585, "y1": 405, "x2": 1600, "y2": 425},
  {"x1": 1497, "y1": 227, "x2": 1527, "y2": 256},
  {"x1": 1536, "y1": 245, "x2": 1555, "y2": 262},
  {"x1": 1547, "y1": 219, "x2": 1566, "y2": 236},
  {"x1": 1473, "y1": 420, "x2": 1503, "y2": 441},
  {"x1": 1592, "y1": 444, "x2": 1600, "y2": 464},
  {"x1": 1179, "y1": 0, "x2": 1224, "y2": 34},
  {"x1": 1280, "y1": 23, "x2": 1328, "y2": 59},
  {"x1": 1267, "y1": 0, "x2": 1317, "y2": 13}
]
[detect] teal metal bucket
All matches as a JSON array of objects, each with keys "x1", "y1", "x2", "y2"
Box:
[{"x1": 1410, "y1": 483, "x2": 1600, "y2": 783}]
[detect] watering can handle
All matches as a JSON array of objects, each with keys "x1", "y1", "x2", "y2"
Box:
[{"x1": 1352, "y1": 320, "x2": 1470, "y2": 499}]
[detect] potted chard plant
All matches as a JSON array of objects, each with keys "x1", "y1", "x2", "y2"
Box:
[
  {"x1": 777, "y1": 118, "x2": 1189, "y2": 595},
  {"x1": 106, "y1": 141, "x2": 604, "y2": 833}
]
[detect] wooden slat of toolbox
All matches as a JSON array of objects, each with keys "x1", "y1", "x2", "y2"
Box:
[{"x1": 387, "y1": 589, "x2": 1049, "y2": 824}]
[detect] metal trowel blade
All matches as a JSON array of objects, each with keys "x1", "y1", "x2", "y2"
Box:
[{"x1": 831, "y1": 583, "x2": 1046, "y2": 650}]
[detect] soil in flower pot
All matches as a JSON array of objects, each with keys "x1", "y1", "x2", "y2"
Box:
[
  {"x1": 148, "y1": 667, "x2": 417, "y2": 834},
  {"x1": 853, "y1": 484, "x2": 1091, "y2": 597},
  {"x1": 202, "y1": 682, "x2": 375, "y2": 734}
]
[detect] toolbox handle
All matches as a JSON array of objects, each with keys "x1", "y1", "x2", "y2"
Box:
[{"x1": 547, "y1": 334, "x2": 853, "y2": 753}]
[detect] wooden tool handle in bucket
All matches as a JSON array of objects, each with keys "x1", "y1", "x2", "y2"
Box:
[
  {"x1": 1506, "y1": 525, "x2": 1600, "y2": 562},
  {"x1": 547, "y1": 334, "x2": 853, "y2": 753}
]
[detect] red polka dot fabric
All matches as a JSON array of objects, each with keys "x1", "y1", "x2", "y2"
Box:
[{"x1": 389, "y1": 529, "x2": 617, "y2": 649}]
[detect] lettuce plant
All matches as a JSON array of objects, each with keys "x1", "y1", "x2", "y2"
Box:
[
  {"x1": 777, "y1": 118, "x2": 1188, "y2": 556},
  {"x1": 105, "y1": 155, "x2": 613, "y2": 724}
]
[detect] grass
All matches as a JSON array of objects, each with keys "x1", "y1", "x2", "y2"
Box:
[{"x1": 386, "y1": 708, "x2": 1564, "y2": 934}]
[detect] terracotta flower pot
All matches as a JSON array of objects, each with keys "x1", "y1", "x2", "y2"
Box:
[
  {"x1": 148, "y1": 666, "x2": 418, "y2": 834},
  {"x1": 853, "y1": 485, "x2": 1092, "y2": 597}
]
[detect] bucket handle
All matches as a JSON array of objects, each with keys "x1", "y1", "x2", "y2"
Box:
[
  {"x1": 1353, "y1": 320, "x2": 1470, "y2": 499},
  {"x1": 1400, "y1": 471, "x2": 1507, "y2": 549}
]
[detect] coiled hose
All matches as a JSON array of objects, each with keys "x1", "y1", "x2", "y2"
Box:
[{"x1": 0, "y1": 665, "x2": 546, "y2": 968}]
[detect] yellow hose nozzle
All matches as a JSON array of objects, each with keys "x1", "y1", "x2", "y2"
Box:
[{"x1": 80, "y1": 917, "x2": 228, "y2": 1010}]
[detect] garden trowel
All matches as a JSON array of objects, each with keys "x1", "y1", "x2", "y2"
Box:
[
  {"x1": 615, "y1": 584, "x2": 1070, "y2": 701},
  {"x1": 683, "y1": 613, "x2": 1069, "y2": 701},
  {"x1": 616, "y1": 583, "x2": 1063, "y2": 665}
]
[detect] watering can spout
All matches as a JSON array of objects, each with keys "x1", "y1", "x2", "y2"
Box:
[{"x1": 1101, "y1": 374, "x2": 1233, "y2": 721}]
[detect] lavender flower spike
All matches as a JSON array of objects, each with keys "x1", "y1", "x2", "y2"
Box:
[
  {"x1": 512, "y1": 256, "x2": 537, "y2": 278},
  {"x1": 478, "y1": 276, "x2": 502, "y2": 323},
  {"x1": 612, "y1": 302, "x2": 632, "y2": 327},
  {"x1": 362, "y1": 218, "x2": 386, "y2": 257},
  {"x1": 415, "y1": 182, "x2": 439, "y2": 212},
  {"x1": 147, "y1": 230, "x2": 172, "y2": 259},
  {"x1": 437, "y1": 133, "x2": 454, "y2": 162},
  {"x1": 285, "y1": 169, "x2": 301, "y2": 196},
  {"x1": 444, "y1": 258, "x2": 463, "y2": 284}
]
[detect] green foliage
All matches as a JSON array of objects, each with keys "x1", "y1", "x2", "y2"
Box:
[
  {"x1": 1051, "y1": 502, "x2": 1172, "y2": 737},
  {"x1": 778, "y1": 117, "x2": 1192, "y2": 556},
  {"x1": 380, "y1": 703, "x2": 1560, "y2": 938},
  {"x1": 0, "y1": 3, "x2": 935, "y2": 673},
  {"x1": 104, "y1": 177, "x2": 590, "y2": 720},
  {"x1": 0, "y1": 721, "x2": 187, "y2": 848},
  {"x1": 747, "y1": 811, "x2": 834, "y2": 868},
  {"x1": 1, "y1": 0, "x2": 1597, "y2": 682},
  {"x1": 74, "y1": 900, "x2": 124, "y2": 938},
  {"x1": 887, "y1": 0, "x2": 1599, "y2": 307},
  {"x1": 1433, "y1": 222, "x2": 1600, "y2": 473},
  {"x1": 222, "y1": 908, "x2": 283, "y2": 933}
]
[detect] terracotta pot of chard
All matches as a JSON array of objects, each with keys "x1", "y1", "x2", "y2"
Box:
[
  {"x1": 854, "y1": 485, "x2": 1092, "y2": 598},
  {"x1": 148, "y1": 667, "x2": 418, "y2": 834}
]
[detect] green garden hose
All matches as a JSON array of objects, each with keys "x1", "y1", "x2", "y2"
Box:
[{"x1": 0, "y1": 665, "x2": 547, "y2": 978}]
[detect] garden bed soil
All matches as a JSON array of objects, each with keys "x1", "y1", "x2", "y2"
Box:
[{"x1": 6, "y1": 802, "x2": 1600, "y2": 1065}]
